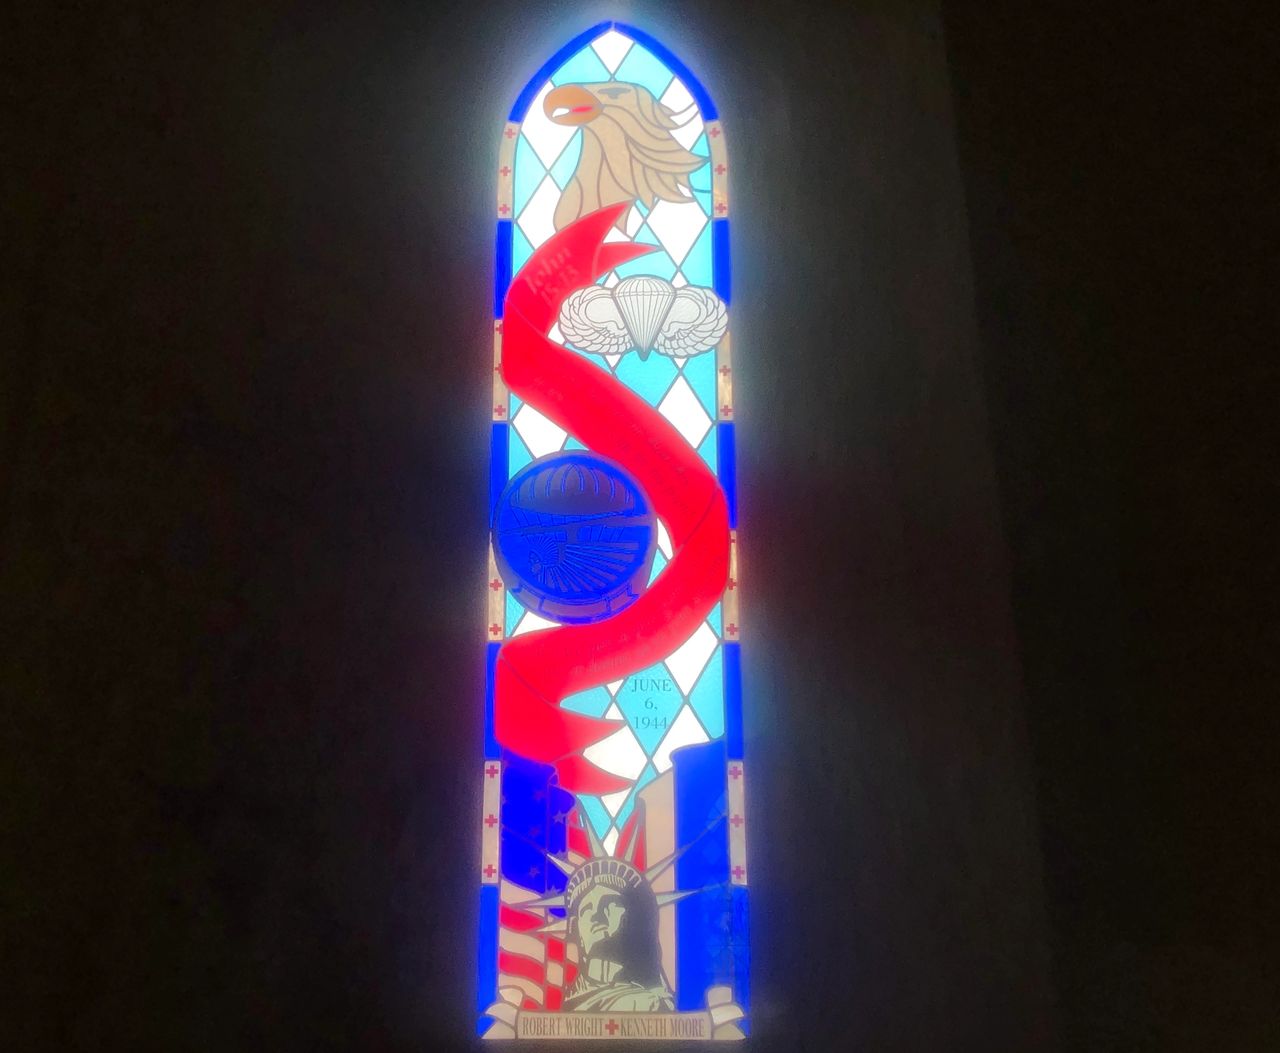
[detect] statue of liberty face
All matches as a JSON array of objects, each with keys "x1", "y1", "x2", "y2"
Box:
[{"x1": 573, "y1": 883, "x2": 628, "y2": 957}]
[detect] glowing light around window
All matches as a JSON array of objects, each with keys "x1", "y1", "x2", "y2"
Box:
[{"x1": 479, "y1": 24, "x2": 748, "y2": 1040}]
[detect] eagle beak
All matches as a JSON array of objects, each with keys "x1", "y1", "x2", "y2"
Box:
[{"x1": 545, "y1": 84, "x2": 601, "y2": 126}]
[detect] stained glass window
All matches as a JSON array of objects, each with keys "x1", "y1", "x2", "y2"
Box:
[{"x1": 478, "y1": 23, "x2": 747, "y2": 1041}]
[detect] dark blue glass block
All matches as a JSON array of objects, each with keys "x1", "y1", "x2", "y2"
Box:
[
  {"x1": 476, "y1": 884, "x2": 499, "y2": 1031},
  {"x1": 493, "y1": 451, "x2": 657, "y2": 625}
]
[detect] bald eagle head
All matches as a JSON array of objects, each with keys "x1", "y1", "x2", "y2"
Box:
[{"x1": 544, "y1": 82, "x2": 704, "y2": 231}]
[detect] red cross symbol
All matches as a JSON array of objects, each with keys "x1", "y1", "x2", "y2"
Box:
[
  {"x1": 498, "y1": 203, "x2": 510, "y2": 216},
  {"x1": 494, "y1": 320, "x2": 503, "y2": 333},
  {"x1": 729, "y1": 764, "x2": 742, "y2": 780},
  {"x1": 718, "y1": 364, "x2": 731, "y2": 377},
  {"x1": 721, "y1": 404, "x2": 733, "y2": 417},
  {"x1": 489, "y1": 579, "x2": 503, "y2": 592},
  {"x1": 484, "y1": 814, "x2": 498, "y2": 828},
  {"x1": 727, "y1": 577, "x2": 737, "y2": 591},
  {"x1": 485, "y1": 764, "x2": 500, "y2": 778},
  {"x1": 709, "y1": 126, "x2": 721, "y2": 137},
  {"x1": 732, "y1": 864, "x2": 745, "y2": 880},
  {"x1": 726, "y1": 623, "x2": 738, "y2": 637},
  {"x1": 494, "y1": 404, "x2": 506, "y2": 417},
  {"x1": 604, "y1": 1020, "x2": 620, "y2": 1036},
  {"x1": 489, "y1": 623, "x2": 502, "y2": 636},
  {"x1": 715, "y1": 201, "x2": 728, "y2": 215},
  {"x1": 483, "y1": 863, "x2": 496, "y2": 878},
  {"x1": 499, "y1": 165, "x2": 511, "y2": 176},
  {"x1": 730, "y1": 814, "x2": 745, "y2": 828},
  {"x1": 504, "y1": 128, "x2": 516, "y2": 139},
  {"x1": 715, "y1": 163, "x2": 726, "y2": 175}
]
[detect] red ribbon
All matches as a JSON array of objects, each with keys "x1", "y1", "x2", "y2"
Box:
[{"x1": 497, "y1": 203, "x2": 730, "y2": 795}]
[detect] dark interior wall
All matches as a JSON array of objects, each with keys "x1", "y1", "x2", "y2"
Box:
[
  {"x1": 7, "y1": 1, "x2": 1057, "y2": 1049},
  {"x1": 944, "y1": 3, "x2": 1278, "y2": 1049}
]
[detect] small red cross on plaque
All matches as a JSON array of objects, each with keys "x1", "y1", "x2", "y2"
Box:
[
  {"x1": 721, "y1": 404, "x2": 733, "y2": 417},
  {"x1": 604, "y1": 1020, "x2": 620, "y2": 1036},
  {"x1": 729, "y1": 764, "x2": 742, "y2": 779},
  {"x1": 499, "y1": 165, "x2": 511, "y2": 176},
  {"x1": 483, "y1": 814, "x2": 498, "y2": 828},
  {"x1": 726, "y1": 623, "x2": 738, "y2": 637},
  {"x1": 715, "y1": 202, "x2": 728, "y2": 215},
  {"x1": 730, "y1": 814, "x2": 745, "y2": 828},
  {"x1": 489, "y1": 579, "x2": 503, "y2": 592},
  {"x1": 718, "y1": 364, "x2": 731, "y2": 377},
  {"x1": 494, "y1": 320, "x2": 503, "y2": 333},
  {"x1": 715, "y1": 163, "x2": 726, "y2": 175},
  {"x1": 483, "y1": 864, "x2": 496, "y2": 878},
  {"x1": 504, "y1": 128, "x2": 516, "y2": 139},
  {"x1": 485, "y1": 764, "x2": 500, "y2": 778},
  {"x1": 727, "y1": 577, "x2": 737, "y2": 590},
  {"x1": 498, "y1": 203, "x2": 510, "y2": 216},
  {"x1": 489, "y1": 623, "x2": 502, "y2": 636},
  {"x1": 709, "y1": 126, "x2": 721, "y2": 137},
  {"x1": 493, "y1": 404, "x2": 506, "y2": 417},
  {"x1": 732, "y1": 864, "x2": 745, "y2": 880}
]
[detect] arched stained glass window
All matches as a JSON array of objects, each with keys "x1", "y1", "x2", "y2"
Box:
[{"x1": 478, "y1": 24, "x2": 747, "y2": 1041}]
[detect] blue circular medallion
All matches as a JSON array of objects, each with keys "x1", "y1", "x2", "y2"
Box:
[{"x1": 493, "y1": 451, "x2": 657, "y2": 625}]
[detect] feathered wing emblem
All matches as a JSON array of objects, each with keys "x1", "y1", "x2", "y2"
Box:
[
  {"x1": 544, "y1": 81, "x2": 704, "y2": 230},
  {"x1": 558, "y1": 277, "x2": 728, "y2": 361}
]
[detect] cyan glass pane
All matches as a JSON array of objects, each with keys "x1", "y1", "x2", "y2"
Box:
[
  {"x1": 614, "y1": 762, "x2": 659, "y2": 830},
  {"x1": 508, "y1": 426, "x2": 532, "y2": 477},
  {"x1": 681, "y1": 221, "x2": 714, "y2": 287},
  {"x1": 616, "y1": 661, "x2": 686, "y2": 755},
  {"x1": 511, "y1": 224, "x2": 534, "y2": 276},
  {"x1": 561, "y1": 685, "x2": 613, "y2": 718},
  {"x1": 697, "y1": 425, "x2": 718, "y2": 473},
  {"x1": 548, "y1": 131, "x2": 582, "y2": 189},
  {"x1": 551, "y1": 45, "x2": 610, "y2": 86},
  {"x1": 687, "y1": 645, "x2": 725, "y2": 740},
  {"x1": 684, "y1": 344, "x2": 717, "y2": 416},
  {"x1": 614, "y1": 44, "x2": 675, "y2": 99},
  {"x1": 614, "y1": 349, "x2": 678, "y2": 407},
  {"x1": 513, "y1": 135, "x2": 545, "y2": 215}
]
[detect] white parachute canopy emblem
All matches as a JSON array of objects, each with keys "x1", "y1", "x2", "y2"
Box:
[{"x1": 558, "y1": 276, "x2": 728, "y2": 361}]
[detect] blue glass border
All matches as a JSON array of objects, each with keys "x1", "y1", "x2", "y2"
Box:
[
  {"x1": 712, "y1": 218, "x2": 731, "y2": 304},
  {"x1": 723, "y1": 642, "x2": 744, "y2": 760},
  {"x1": 494, "y1": 220, "x2": 513, "y2": 317},
  {"x1": 507, "y1": 21, "x2": 719, "y2": 123},
  {"x1": 476, "y1": 884, "x2": 499, "y2": 1033}
]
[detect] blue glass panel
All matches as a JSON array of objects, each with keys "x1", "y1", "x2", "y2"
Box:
[
  {"x1": 712, "y1": 218, "x2": 731, "y2": 304},
  {"x1": 551, "y1": 44, "x2": 610, "y2": 86},
  {"x1": 681, "y1": 222, "x2": 713, "y2": 287},
  {"x1": 508, "y1": 22, "x2": 611, "y2": 121},
  {"x1": 507, "y1": 425, "x2": 532, "y2": 478},
  {"x1": 613, "y1": 43, "x2": 675, "y2": 98},
  {"x1": 548, "y1": 131, "x2": 582, "y2": 189},
  {"x1": 476, "y1": 883, "x2": 499, "y2": 1032},
  {"x1": 500, "y1": 751, "x2": 573, "y2": 888},
  {"x1": 616, "y1": 22, "x2": 719, "y2": 120},
  {"x1": 616, "y1": 661, "x2": 685, "y2": 754},
  {"x1": 688, "y1": 644, "x2": 725, "y2": 740},
  {"x1": 561, "y1": 684, "x2": 612, "y2": 718},
  {"x1": 717, "y1": 422, "x2": 737, "y2": 528},
  {"x1": 488, "y1": 422, "x2": 508, "y2": 526},
  {"x1": 494, "y1": 221, "x2": 512, "y2": 316},
  {"x1": 483, "y1": 642, "x2": 500, "y2": 758},
  {"x1": 613, "y1": 349, "x2": 678, "y2": 407},
  {"x1": 730, "y1": 887, "x2": 751, "y2": 1032},
  {"x1": 513, "y1": 135, "x2": 544, "y2": 215},
  {"x1": 614, "y1": 761, "x2": 658, "y2": 830},
  {"x1": 683, "y1": 344, "x2": 717, "y2": 415},
  {"x1": 723, "y1": 642, "x2": 743, "y2": 760},
  {"x1": 674, "y1": 740, "x2": 730, "y2": 1010}
]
